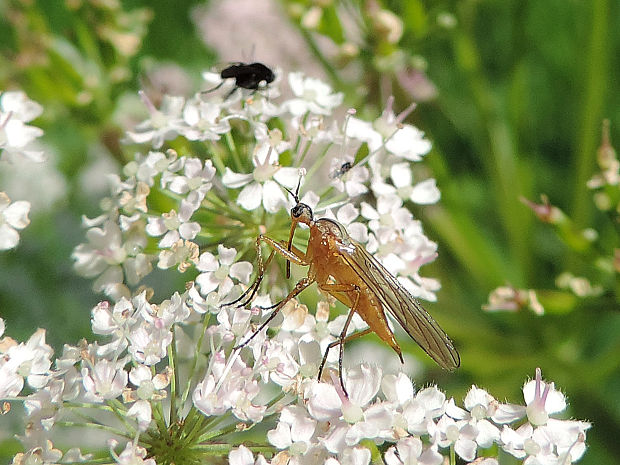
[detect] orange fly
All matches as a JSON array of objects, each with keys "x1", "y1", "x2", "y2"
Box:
[{"x1": 225, "y1": 185, "x2": 460, "y2": 393}]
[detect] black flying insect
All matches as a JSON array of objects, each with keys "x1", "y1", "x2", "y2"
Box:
[{"x1": 220, "y1": 62, "x2": 275, "y2": 91}]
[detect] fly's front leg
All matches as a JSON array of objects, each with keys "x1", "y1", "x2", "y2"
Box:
[
  {"x1": 235, "y1": 275, "x2": 314, "y2": 349},
  {"x1": 221, "y1": 244, "x2": 273, "y2": 309},
  {"x1": 222, "y1": 234, "x2": 308, "y2": 309},
  {"x1": 229, "y1": 234, "x2": 310, "y2": 348},
  {"x1": 317, "y1": 283, "x2": 365, "y2": 396}
]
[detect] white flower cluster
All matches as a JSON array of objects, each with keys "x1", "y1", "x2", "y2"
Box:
[
  {"x1": 2, "y1": 292, "x2": 184, "y2": 464},
  {"x1": 71, "y1": 69, "x2": 441, "y2": 302},
  {"x1": 259, "y1": 366, "x2": 590, "y2": 465},
  {"x1": 1, "y1": 283, "x2": 590, "y2": 465},
  {"x1": 1, "y1": 71, "x2": 592, "y2": 464},
  {"x1": 0, "y1": 91, "x2": 46, "y2": 250}
]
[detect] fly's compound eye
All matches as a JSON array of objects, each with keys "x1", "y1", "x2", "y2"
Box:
[{"x1": 291, "y1": 203, "x2": 313, "y2": 221}]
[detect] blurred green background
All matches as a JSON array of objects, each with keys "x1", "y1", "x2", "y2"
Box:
[{"x1": 0, "y1": 0, "x2": 618, "y2": 463}]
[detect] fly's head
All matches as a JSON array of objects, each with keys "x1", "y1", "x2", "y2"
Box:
[{"x1": 291, "y1": 202, "x2": 314, "y2": 226}]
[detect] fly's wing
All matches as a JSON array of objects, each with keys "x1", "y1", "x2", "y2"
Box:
[
  {"x1": 219, "y1": 63, "x2": 245, "y2": 79},
  {"x1": 336, "y1": 238, "x2": 460, "y2": 370}
]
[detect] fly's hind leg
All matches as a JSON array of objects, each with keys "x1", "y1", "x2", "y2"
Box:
[{"x1": 316, "y1": 283, "x2": 368, "y2": 396}]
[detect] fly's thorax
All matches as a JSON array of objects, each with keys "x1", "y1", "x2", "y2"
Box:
[
  {"x1": 308, "y1": 218, "x2": 353, "y2": 273},
  {"x1": 314, "y1": 218, "x2": 349, "y2": 242}
]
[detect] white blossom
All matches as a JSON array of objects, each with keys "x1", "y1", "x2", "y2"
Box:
[
  {"x1": 283, "y1": 72, "x2": 344, "y2": 116},
  {"x1": 0, "y1": 192, "x2": 30, "y2": 250},
  {"x1": 0, "y1": 90, "x2": 45, "y2": 163}
]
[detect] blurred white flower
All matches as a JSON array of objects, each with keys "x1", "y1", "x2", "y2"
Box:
[
  {"x1": 283, "y1": 72, "x2": 344, "y2": 116},
  {"x1": 223, "y1": 145, "x2": 299, "y2": 213},
  {"x1": 0, "y1": 192, "x2": 30, "y2": 250},
  {"x1": 126, "y1": 92, "x2": 185, "y2": 148},
  {"x1": 0, "y1": 90, "x2": 45, "y2": 163},
  {"x1": 146, "y1": 202, "x2": 201, "y2": 248},
  {"x1": 195, "y1": 244, "x2": 252, "y2": 298}
]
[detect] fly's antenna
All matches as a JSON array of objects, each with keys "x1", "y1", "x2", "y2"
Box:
[
  {"x1": 293, "y1": 170, "x2": 303, "y2": 199},
  {"x1": 285, "y1": 169, "x2": 305, "y2": 278},
  {"x1": 283, "y1": 169, "x2": 304, "y2": 205},
  {"x1": 283, "y1": 186, "x2": 299, "y2": 205}
]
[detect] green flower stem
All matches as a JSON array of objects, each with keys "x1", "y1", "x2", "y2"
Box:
[
  {"x1": 296, "y1": 136, "x2": 313, "y2": 167},
  {"x1": 298, "y1": 28, "x2": 345, "y2": 91},
  {"x1": 168, "y1": 334, "x2": 178, "y2": 426},
  {"x1": 207, "y1": 141, "x2": 229, "y2": 176},
  {"x1": 54, "y1": 420, "x2": 131, "y2": 439},
  {"x1": 451, "y1": 12, "x2": 532, "y2": 281},
  {"x1": 180, "y1": 313, "x2": 211, "y2": 406},
  {"x1": 359, "y1": 439, "x2": 383, "y2": 464},
  {"x1": 106, "y1": 398, "x2": 136, "y2": 436},
  {"x1": 185, "y1": 413, "x2": 213, "y2": 445},
  {"x1": 191, "y1": 443, "x2": 274, "y2": 455},
  {"x1": 203, "y1": 191, "x2": 248, "y2": 222},
  {"x1": 266, "y1": 390, "x2": 288, "y2": 410},
  {"x1": 305, "y1": 143, "x2": 335, "y2": 184},
  {"x1": 195, "y1": 422, "x2": 239, "y2": 443},
  {"x1": 572, "y1": 0, "x2": 610, "y2": 229},
  {"x1": 225, "y1": 131, "x2": 244, "y2": 173}
]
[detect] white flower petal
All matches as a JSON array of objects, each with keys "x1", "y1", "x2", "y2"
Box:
[
  {"x1": 0, "y1": 224, "x2": 20, "y2": 250},
  {"x1": 360, "y1": 202, "x2": 379, "y2": 221},
  {"x1": 230, "y1": 262, "x2": 253, "y2": 284},
  {"x1": 267, "y1": 421, "x2": 292, "y2": 449},
  {"x1": 146, "y1": 217, "x2": 167, "y2": 237},
  {"x1": 217, "y1": 245, "x2": 237, "y2": 265},
  {"x1": 464, "y1": 386, "x2": 494, "y2": 412},
  {"x1": 346, "y1": 223, "x2": 368, "y2": 243},
  {"x1": 476, "y1": 419, "x2": 500, "y2": 448},
  {"x1": 385, "y1": 125, "x2": 432, "y2": 161},
  {"x1": 196, "y1": 252, "x2": 217, "y2": 272},
  {"x1": 336, "y1": 204, "x2": 359, "y2": 224},
  {"x1": 306, "y1": 382, "x2": 342, "y2": 421},
  {"x1": 288, "y1": 72, "x2": 305, "y2": 95},
  {"x1": 523, "y1": 378, "x2": 566, "y2": 414},
  {"x1": 381, "y1": 372, "x2": 414, "y2": 405},
  {"x1": 262, "y1": 180, "x2": 287, "y2": 213},
  {"x1": 127, "y1": 400, "x2": 152, "y2": 431},
  {"x1": 340, "y1": 446, "x2": 371, "y2": 465},
  {"x1": 228, "y1": 445, "x2": 255, "y2": 465},
  {"x1": 410, "y1": 179, "x2": 440, "y2": 205},
  {"x1": 345, "y1": 181, "x2": 368, "y2": 198},
  {"x1": 3, "y1": 200, "x2": 30, "y2": 229},
  {"x1": 273, "y1": 167, "x2": 301, "y2": 189},
  {"x1": 491, "y1": 403, "x2": 526, "y2": 424},
  {"x1": 237, "y1": 183, "x2": 262, "y2": 211},
  {"x1": 222, "y1": 168, "x2": 253, "y2": 188},
  {"x1": 454, "y1": 438, "x2": 477, "y2": 462},
  {"x1": 179, "y1": 222, "x2": 200, "y2": 240},
  {"x1": 345, "y1": 363, "x2": 381, "y2": 407},
  {"x1": 390, "y1": 163, "x2": 412, "y2": 188},
  {"x1": 195, "y1": 272, "x2": 219, "y2": 294},
  {"x1": 159, "y1": 230, "x2": 180, "y2": 248}
]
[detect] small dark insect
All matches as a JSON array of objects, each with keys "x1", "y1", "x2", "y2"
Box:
[
  {"x1": 221, "y1": 62, "x2": 275, "y2": 90},
  {"x1": 205, "y1": 62, "x2": 275, "y2": 99},
  {"x1": 224, "y1": 181, "x2": 460, "y2": 394},
  {"x1": 330, "y1": 161, "x2": 353, "y2": 179}
]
